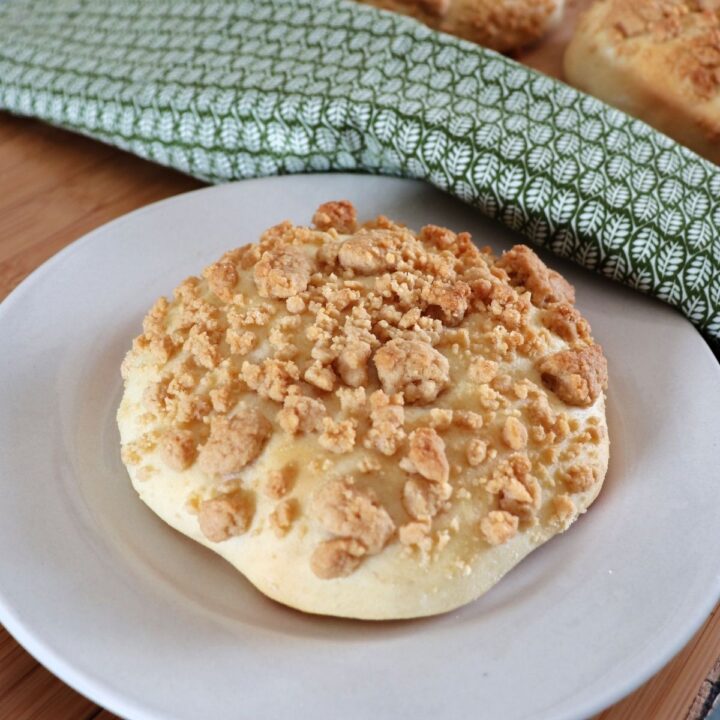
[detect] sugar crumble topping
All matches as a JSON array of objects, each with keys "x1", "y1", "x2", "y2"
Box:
[{"x1": 120, "y1": 200, "x2": 608, "y2": 580}]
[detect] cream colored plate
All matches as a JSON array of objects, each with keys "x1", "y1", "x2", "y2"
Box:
[{"x1": 0, "y1": 175, "x2": 719, "y2": 720}]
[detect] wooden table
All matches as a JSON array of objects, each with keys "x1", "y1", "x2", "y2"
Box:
[{"x1": 1, "y1": 2, "x2": 719, "y2": 718}]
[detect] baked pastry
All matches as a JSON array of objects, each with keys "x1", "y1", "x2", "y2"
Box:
[
  {"x1": 118, "y1": 201, "x2": 609, "y2": 620},
  {"x1": 564, "y1": 0, "x2": 720, "y2": 164},
  {"x1": 356, "y1": 0, "x2": 565, "y2": 53}
]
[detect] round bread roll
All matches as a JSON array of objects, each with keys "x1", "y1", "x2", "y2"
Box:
[
  {"x1": 564, "y1": 0, "x2": 720, "y2": 164},
  {"x1": 356, "y1": 0, "x2": 566, "y2": 53},
  {"x1": 118, "y1": 201, "x2": 609, "y2": 620}
]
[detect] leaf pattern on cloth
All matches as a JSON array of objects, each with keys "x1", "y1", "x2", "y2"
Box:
[{"x1": 0, "y1": 0, "x2": 718, "y2": 342}]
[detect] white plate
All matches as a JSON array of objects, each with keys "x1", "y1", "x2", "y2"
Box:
[{"x1": 1, "y1": 175, "x2": 719, "y2": 720}]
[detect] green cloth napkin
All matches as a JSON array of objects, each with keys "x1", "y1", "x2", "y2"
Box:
[{"x1": 1, "y1": 0, "x2": 719, "y2": 345}]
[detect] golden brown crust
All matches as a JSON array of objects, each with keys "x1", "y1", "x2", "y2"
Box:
[
  {"x1": 565, "y1": 0, "x2": 720, "y2": 163},
  {"x1": 355, "y1": 0, "x2": 564, "y2": 53}
]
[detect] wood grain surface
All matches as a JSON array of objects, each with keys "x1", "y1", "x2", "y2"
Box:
[{"x1": 1, "y1": 2, "x2": 719, "y2": 717}]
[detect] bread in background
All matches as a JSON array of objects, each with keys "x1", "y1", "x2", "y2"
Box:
[
  {"x1": 356, "y1": 0, "x2": 566, "y2": 53},
  {"x1": 564, "y1": 0, "x2": 720, "y2": 164}
]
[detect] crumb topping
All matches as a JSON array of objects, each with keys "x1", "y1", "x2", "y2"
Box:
[
  {"x1": 160, "y1": 429, "x2": 197, "y2": 471},
  {"x1": 400, "y1": 427, "x2": 450, "y2": 484},
  {"x1": 537, "y1": 345, "x2": 608, "y2": 407},
  {"x1": 269, "y1": 498, "x2": 298, "y2": 538},
  {"x1": 496, "y1": 245, "x2": 575, "y2": 307},
  {"x1": 310, "y1": 537, "x2": 366, "y2": 579},
  {"x1": 563, "y1": 464, "x2": 599, "y2": 493},
  {"x1": 318, "y1": 417, "x2": 357, "y2": 453},
  {"x1": 264, "y1": 464, "x2": 296, "y2": 499},
  {"x1": 198, "y1": 489, "x2": 254, "y2": 542},
  {"x1": 276, "y1": 392, "x2": 326, "y2": 434},
  {"x1": 374, "y1": 338, "x2": 449, "y2": 404},
  {"x1": 312, "y1": 478, "x2": 395, "y2": 556},
  {"x1": 253, "y1": 246, "x2": 313, "y2": 299},
  {"x1": 602, "y1": 0, "x2": 720, "y2": 100},
  {"x1": 480, "y1": 510, "x2": 519, "y2": 545},
  {"x1": 121, "y1": 200, "x2": 608, "y2": 574},
  {"x1": 312, "y1": 200, "x2": 358, "y2": 234},
  {"x1": 198, "y1": 409, "x2": 271, "y2": 475}
]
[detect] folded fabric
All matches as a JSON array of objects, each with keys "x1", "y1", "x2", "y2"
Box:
[{"x1": 0, "y1": 0, "x2": 718, "y2": 344}]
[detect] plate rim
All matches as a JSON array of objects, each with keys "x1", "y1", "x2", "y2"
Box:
[{"x1": 1, "y1": 173, "x2": 719, "y2": 720}]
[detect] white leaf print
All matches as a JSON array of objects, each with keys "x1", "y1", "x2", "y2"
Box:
[
  {"x1": 475, "y1": 123, "x2": 501, "y2": 148},
  {"x1": 527, "y1": 146, "x2": 553, "y2": 172},
  {"x1": 580, "y1": 171, "x2": 605, "y2": 196},
  {"x1": 448, "y1": 116, "x2": 473, "y2": 137},
  {"x1": 300, "y1": 97, "x2": 322, "y2": 126},
  {"x1": 396, "y1": 119, "x2": 421, "y2": 155},
  {"x1": 579, "y1": 144, "x2": 604, "y2": 170},
  {"x1": 472, "y1": 153, "x2": 499, "y2": 187},
  {"x1": 242, "y1": 120, "x2": 262, "y2": 152},
  {"x1": 657, "y1": 242, "x2": 685, "y2": 279},
  {"x1": 349, "y1": 102, "x2": 372, "y2": 130},
  {"x1": 526, "y1": 217, "x2": 549, "y2": 244},
  {"x1": 502, "y1": 205, "x2": 526, "y2": 231},
  {"x1": 605, "y1": 183, "x2": 630, "y2": 209},
  {"x1": 685, "y1": 296, "x2": 708, "y2": 323},
  {"x1": 476, "y1": 191, "x2": 498, "y2": 218},
  {"x1": 631, "y1": 167, "x2": 656, "y2": 193},
  {"x1": 266, "y1": 121, "x2": 288, "y2": 153},
  {"x1": 657, "y1": 150, "x2": 680, "y2": 175},
  {"x1": 325, "y1": 99, "x2": 348, "y2": 128},
  {"x1": 632, "y1": 195, "x2": 659, "y2": 223},
  {"x1": 549, "y1": 189, "x2": 578, "y2": 227},
  {"x1": 445, "y1": 142, "x2": 472, "y2": 178},
  {"x1": 578, "y1": 200, "x2": 605, "y2": 236},
  {"x1": 454, "y1": 181, "x2": 474, "y2": 202},
  {"x1": 602, "y1": 253, "x2": 628, "y2": 281},
  {"x1": 550, "y1": 227, "x2": 578, "y2": 257},
  {"x1": 405, "y1": 157, "x2": 426, "y2": 179},
  {"x1": 607, "y1": 154, "x2": 631, "y2": 181},
  {"x1": 525, "y1": 176, "x2": 552, "y2": 213},
  {"x1": 373, "y1": 109, "x2": 397, "y2": 143},
  {"x1": 659, "y1": 179, "x2": 683, "y2": 206},
  {"x1": 630, "y1": 227, "x2": 660, "y2": 264},
  {"x1": 656, "y1": 279, "x2": 684, "y2": 304},
  {"x1": 688, "y1": 220, "x2": 712, "y2": 250},
  {"x1": 707, "y1": 314, "x2": 720, "y2": 338},
  {"x1": 289, "y1": 126, "x2": 309, "y2": 155},
  {"x1": 500, "y1": 134, "x2": 525, "y2": 161},
  {"x1": 710, "y1": 274, "x2": 720, "y2": 306},
  {"x1": 685, "y1": 256, "x2": 712, "y2": 291},
  {"x1": 684, "y1": 191, "x2": 710, "y2": 220},
  {"x1": 658, "y1": 208, "x2": 683, "y2": 237},
  {"x1": 498, "y1": 165, "x2": 525, "y2": 200},
  {"x1": 602, "y1": 214, "x2": 631, "y2": 249},
  {"x1": 682, "y1": 162, "x2": 707, "y2": 188},
  {"x1": 552, "y1": 157, "x2": 578, "y2": 185},
  {"x1": 577, "y1": 242, "x2": 599, "y2": 269},
  {"x1": 629, "y1": 269, "x2": 654, "y2": 292},
  {"x1": 429, "y1": 167, "x2": 449, "y2": 191},
  {"x1": 421, "y1": 130, "x2": 447, "y2": 166}
]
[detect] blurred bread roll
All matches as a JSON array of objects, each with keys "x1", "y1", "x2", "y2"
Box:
[
  {"x1": 565, "y1": 0, "x2": 720, "y2": 164},
  {"x1": 357, "y1": 0, "x2": 566, "y2": 52}
]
